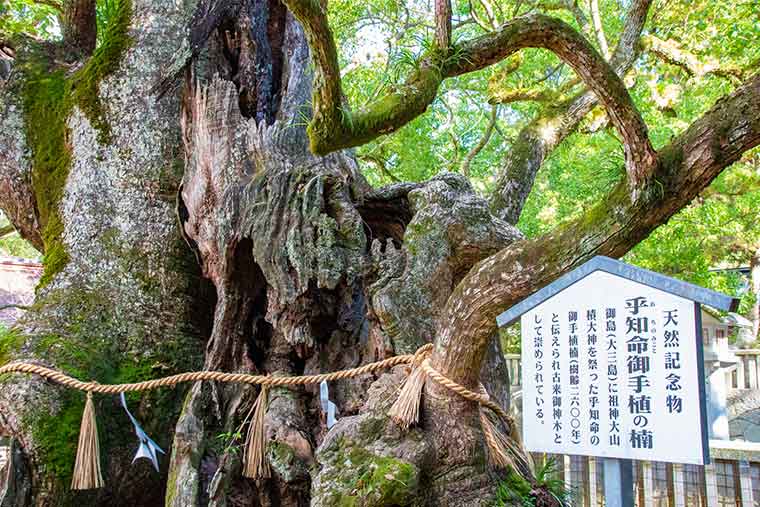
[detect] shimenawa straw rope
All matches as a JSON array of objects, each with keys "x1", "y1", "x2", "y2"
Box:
[{"x1": 0, "y1": 343, "x2": 534, "y2": 487}]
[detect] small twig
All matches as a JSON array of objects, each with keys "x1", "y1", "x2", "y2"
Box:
[
  {"x1": 0, "y1": 304, "x2": 31, "y2": 312},
  {"x1": 461, "y1": 105, "x2": 498, "y2": 177},
  {"x1": 359, "y1": 154, "x2": 401, "y2": 183}
]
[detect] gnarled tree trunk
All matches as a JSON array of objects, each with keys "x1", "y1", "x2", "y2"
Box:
[{"x1": 1, "y1": 0, "x2": 759, "y2": 505}]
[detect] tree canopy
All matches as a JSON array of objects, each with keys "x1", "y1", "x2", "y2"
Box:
[{"x1": 325, "y1": 0, "x2": 760, "y2": 305}]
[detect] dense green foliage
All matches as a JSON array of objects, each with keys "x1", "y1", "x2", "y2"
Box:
[
  {"x1": 494, "y1": 457, "x2": 570, "y2": 506},
  {"x1": 327, "y1": 0, "x2": 759, "y2": 315},
  {"x1": 0, "y1": 0, "x2": 59, "y2": 39}
]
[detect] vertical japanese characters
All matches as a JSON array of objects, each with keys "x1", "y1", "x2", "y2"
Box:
[
  {"x1": 607, "y1": 307, "x2": 621, "y2": 447},
  {"x1": 664, "y1": 309, "x2": 683, "y2": 414},
  {"x1": 569, "y1": 312, "x2": 582, "y2": 445},
  {"x1": 588, "y1": 310, "x2": 600, "y2": 446},
  {"x1": 626, "y1": 296, "x2": 654, "y2": 450},
  {"x1": 534, "y1": 315, "x2": 546, "y2": 424},
  {"x1": 552, "y1": 313, "x2": 562, "y2": 444}
]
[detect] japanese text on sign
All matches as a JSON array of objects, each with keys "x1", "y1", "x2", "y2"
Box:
[{"x1": 521, "y1": 270, "x2": 706, "y2": 464}]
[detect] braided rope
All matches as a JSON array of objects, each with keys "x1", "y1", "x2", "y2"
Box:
[
  {"x1": 419, "y1": 358, "x2": 511, "y2": 421},
  {"x1": 0, "y1": 345, "x2": 433, "y2": 394},
  {"x1": 0, "y1": 343, "x2": 518, "y2": 432},
  {"x1": 1, "y1": 343, "x2": 529, "y2": 479},
  {"x1": 0, "y1": 343, "x2": 515, "y2": 431},
  {"x1": 1, "y1": 341, "x2": 534, "y2": 490}
]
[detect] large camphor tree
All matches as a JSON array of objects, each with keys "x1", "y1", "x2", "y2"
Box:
[{"x1": 0, "y1": 0, "x2": 758, "y2": 505}]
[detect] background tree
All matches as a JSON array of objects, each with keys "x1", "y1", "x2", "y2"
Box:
[{"x1": 0, "y1": 1, "x2": 758, "y2": 507}]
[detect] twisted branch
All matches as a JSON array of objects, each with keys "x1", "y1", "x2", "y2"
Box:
[
  {"x1": 642, "y1": 34, "x2": 745, "y2": 82},
  {"x1": 432, "y1": 72, "x2": 760, "y2": 387},
  {"x1": 490, "y1": 0, "x2": 652, "y2": 223},
  {"x1": 287, "y1": 2, "x2": 656, "y2": 183}
]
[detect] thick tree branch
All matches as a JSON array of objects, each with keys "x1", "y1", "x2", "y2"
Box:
[
  {"x1": 488, "y1": 86, "x2": 558, "y2": 104},
  {"x1": 289, "y1": 5, "x2": 656, "y2": 175},
  {"x1": 62, "y1": 0, "x2": 97, "y2": 54},
  {"x1": 489, "y1": 0, "x2": 651, "y2": 223},
  {"x1": 642, "y1": 34, "x2": 745, "y2": 82},
  {"x1": 279, "y1": 0, "x2": 347, "y2": 150},
  {"x1": 445, "y1": 15, "x2": 655, "y2": 186},
  {"x1": 432, "y1": 72, "x2": 760, "y2": 387},
  {"x1": 534, "y1": 0, "x2": 590, "y2": 36},
  {"x1": 0, "y1": 40, "x2": 44, "y2": 251},
  {"x1": 0, "y1": 304, "x2": 31, "y2": 312}
]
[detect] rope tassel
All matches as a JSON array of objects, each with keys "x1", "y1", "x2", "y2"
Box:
[
  {"x1": 71, "y1": 392, "x2": 104, "y2": 490},
  {"x1": 243, "y1": 385, "x2": 270, "y2": 479},
  {"x1": 388, "y1": 363, "x2": 426, "y2": 429},
  {"x1": 2, "y1": 344, "x2": 535, "y2": 485},
  {"x1": 480, "y1": 409, "x2": 534, "y2": 478},
  {"x1": 388, "y1": 345, "x2": 433, "y2": 429}
]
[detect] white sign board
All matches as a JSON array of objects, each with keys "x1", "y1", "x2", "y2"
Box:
[{"x1": 521, "y1": 270, "x2": 708, "y2": 464}]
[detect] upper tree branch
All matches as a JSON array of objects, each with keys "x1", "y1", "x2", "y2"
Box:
[
  {"x1": 534, "y1": 0, "x2": 590, "y2": 36},
  {"x1": 488, "y1": 87, "x2": 558, "y2": 104},
  {"x1": 445, "y1": 15, "x2": 655, "y2": 186},
  {"x1": 279, "y1": 0, "x2": 346, "y2": 149},
  {"x1": 589, "y1": 0, "x2": 610, "y2": 59},
  {"x1": 287, "y1": 4, "x2": 656, "y2": 178},
  {"x1": 435, "y1": 0, "x2": 453, "y2": 48},
  {"x1": 432, "y1": 72, "x2": 760, "y2": 387},
  {"x1": 642, "y1": 34, "x2": 745, "y2": 82},
  {"x1": 461, "y1": 104, "x2": 498, "y2": 177},
  {"x1": 467, "y1": 0, "x2": 496, "y2": 32},
  {"x1": 62, "y1": 0, "x2": 97, "y2": 54},
  {"x1": 489, "y1": 0, "x2": 651, "y2": 223}
]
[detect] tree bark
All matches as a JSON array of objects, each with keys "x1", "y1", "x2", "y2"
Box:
[
  {"x1": 62, "y1": 0, "x2": 97, "y2": 55},
  {"x1": 433, "y1": 72, "x2": 760, "y2": 388},
  {"x1": 0, "y1": 0, "x2": 759, "y2": 505},
  {"x1": 489, "y1": 0, "x2": 652, "y2": 223},
  {"x1": 0, "y1": 1, "x2": 208, "y2": 504}
]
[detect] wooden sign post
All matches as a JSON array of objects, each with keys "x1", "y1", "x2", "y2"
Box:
[{"x1": 497, "y1": 256, "x2": 738, "y2": 505}]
